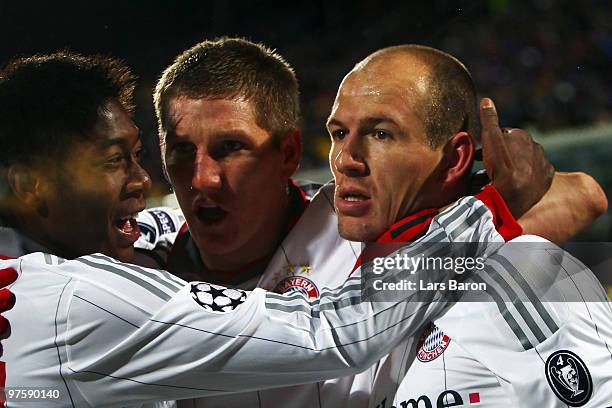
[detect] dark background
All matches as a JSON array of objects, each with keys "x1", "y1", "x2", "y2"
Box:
[{"x1": 2, "y1": 0, "x2": 611, "y2": 239}]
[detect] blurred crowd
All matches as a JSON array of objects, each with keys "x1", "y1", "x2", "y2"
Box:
[
  {"x1": 286, "y1": 0, "x2": 612, "y2": 168},
  {"x1": 1, "y1": 0, "x2": 610, "y2": 179}
]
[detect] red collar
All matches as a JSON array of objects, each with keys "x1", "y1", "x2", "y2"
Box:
[
  {"x1": 375, "y1": 185, "x2": 521, "y2": 244},
  {"x1": 349, "y1": 208, "x2": 438, "y2": 274},
  {"x1": 350, "y1": 185, "x2": 522, "y2": 274},
  {"x1": 375, "y1": 208, "x2": 439, "y2": 243}
]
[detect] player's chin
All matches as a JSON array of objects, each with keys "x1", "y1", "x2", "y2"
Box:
[{"x1": 337, "y1": 217, "x2": 381, "y2": 242}]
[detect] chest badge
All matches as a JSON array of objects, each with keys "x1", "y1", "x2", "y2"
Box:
[
  {"x1": 274, "y1": 275, "x2": 320, "y2": 299},
  {"x1": 416, "y1": 323, "x2": 451, "y2": 362}
]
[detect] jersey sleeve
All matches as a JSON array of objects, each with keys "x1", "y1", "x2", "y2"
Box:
[
  {"x1": 435, "y1": 236, "x2": 612, "y2": 407},
  {"x1": 133, "y1": 207, "x2": 185, "y2": 267},
  {"x1": 134, "y1": 207, "x2": 184, "y2": 251},
  {"x1": 3, "y1": 193, "x2": 511, "y2": 407}
]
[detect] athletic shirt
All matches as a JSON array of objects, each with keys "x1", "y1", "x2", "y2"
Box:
[
  {"x1": 1, "y1": 184, "x2": 514, "y2": 407},
  {"x1": 174, "y1": 184, "x2": 522, "y2": 408},
  {"x1": 137, "y1": 183, "x2": 612, "y2": 407}
]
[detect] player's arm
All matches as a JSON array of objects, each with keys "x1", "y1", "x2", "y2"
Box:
[
  {"x1": 518, "y1": 172, "x2": 608, "y2": 243},
  {"x1": 7, "y1": 193, "x2": 501, "y2": 405},
  {"x1": 478, "y1": 98, "x2": 607, "y2": 243},
  {"x1": 132, "y1": 206, "x2": 184, "y2": 268}
]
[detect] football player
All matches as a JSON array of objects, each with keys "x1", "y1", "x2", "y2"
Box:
[
  {"x1": 326, "y1": 45, "x2": 612, "y2": 408},
  {"x1": 0, "y1": 51, "x2": 541, "y2": 407},
  {"x1": 144, "y1": 38, "x2": 608, "y2": 408}
]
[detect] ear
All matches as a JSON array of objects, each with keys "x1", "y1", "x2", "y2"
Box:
[
  {"x1": 280, "y1": 128, "x2": 302, "y2": 178},
  {"x1": 7, "y1": 165, "x2": 48, "y2": 212},
  {"x1": 440, "y1": 131, "x2": 474, "y2": 185}
]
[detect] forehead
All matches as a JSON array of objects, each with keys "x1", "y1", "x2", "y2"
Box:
[
  {"x1": 331, "y1": 57, "x2": 431, "y2": 122},
  {"x1": 67, "y1": 100, "x2": 139, "y2": 156},
  {"x1": 167, "y1": 96, "x2": 261, "y2": 133},
  {"x1": 93, "y1": 100, "x2": 139, "y2": 141}
]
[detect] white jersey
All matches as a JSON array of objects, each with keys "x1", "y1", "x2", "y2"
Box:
[
  {"x1": 175, "y1": 185, "x2": 612, "y2": 408},
  {"x1": 0, "y1": 190, "x2": 495, "y2": 408},
  {"x1": 390, "y1": 236, "x2": 612, "y2": 408},
  {"x1": 179, "y1": 185, "x2": 509, "y2": 407}
]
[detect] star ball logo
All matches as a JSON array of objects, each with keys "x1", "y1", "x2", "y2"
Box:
[{"x1": 191, "y1": 283, "x2": 248, "y2": 312}]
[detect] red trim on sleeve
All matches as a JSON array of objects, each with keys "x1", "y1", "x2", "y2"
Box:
[
  {"x1": 0, "y1": 255, "x2": 10, "y2": 260},
  {"x1": 475, "y1": 185, "x2": 523, "y2": 241},
  {"x1": 0, "y1": 361, "x2": 5, "y2": 407}
]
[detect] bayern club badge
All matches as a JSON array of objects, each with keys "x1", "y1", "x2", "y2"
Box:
[
  {"x1": 545, "y1": 350, "x2": 592, "y2": 406},
  {"x1": 416, "y1": 323, "x2": 451, "y2": 362},
  {"x1": 274, "y1": 276, "x2": 319, "y2": 299}
]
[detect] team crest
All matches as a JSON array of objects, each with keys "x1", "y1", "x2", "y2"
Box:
[
  {"x1": 416, "y1": 323, "x2": 451, "y2": 362},
  {"x1": 274, "y1": 276, "x2": 319, "y2": 299},
  {"x1": 545, "y1": 350, "x2": 592, "y2": 406}
]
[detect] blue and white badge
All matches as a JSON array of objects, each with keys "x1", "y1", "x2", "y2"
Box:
[{"x1": 545, "y1": 350, "x2": 592, "y2": 406}]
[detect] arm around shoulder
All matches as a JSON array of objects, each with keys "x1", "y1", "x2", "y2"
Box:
[{"x1": 518, "y1": 172, "x2": 608, "y2": 243}]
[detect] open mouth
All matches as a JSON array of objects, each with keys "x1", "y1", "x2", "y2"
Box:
[
  {"x1": 342, "y1": 193, "x2": 370, "y2": 202},
  {"x1": 336, "y1": 187, "x2": 372, "y2": 216},
  {"x1": 115, "y1": 213, "x2": 141, "y2": 242},
  {"x1": 197, "y1": 204, "x2": 228, "y2": 224}
]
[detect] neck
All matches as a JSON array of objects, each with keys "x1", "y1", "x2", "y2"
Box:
[
  {"x1": 10, "y1": 215, "x2": 73, "y2": 258},
  {"x1": 417, "y1": 177, "x2": 471, "y2": 216}
]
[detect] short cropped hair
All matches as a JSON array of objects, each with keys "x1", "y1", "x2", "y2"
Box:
[
  {"x1": 154, "y1": 37, "x2": 299, "y2": 152},
  {"x1": 0, "y1": 51, "x2": 136, "y2": 167},
  {"x1": 0, "y1": 51, "x2": 136, "y2": 223},
  {"x1": 370, "y1": 45, "x2": 479, "y2": 148}
]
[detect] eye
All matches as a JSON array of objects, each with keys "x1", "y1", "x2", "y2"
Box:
[
  {"x1": 106, "y1": 154, "x2": 124, "y2": 165},
  {"x1": 222, "y1": 140, "x2": 245, "y2": 153},
  {"x1": 330, "y1": 129, "x2": 347, "y2": 140},
  {"x1": 373, "y1": 130, "x2": 391, "y2": 140}
]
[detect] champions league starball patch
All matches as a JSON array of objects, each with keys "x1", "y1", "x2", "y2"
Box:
[
  {"x1": 191, "y1": 283, "x2": 247, "y2": 312},
  {"x1": 545, "y1": 350, "x2": 592, "y2": 406},
  {"x1": 273, "y1": 276, "x2": 319, "y2": 299},
  {"x1": 416, "y1": 323, "x2": 451, "y2": 362}
]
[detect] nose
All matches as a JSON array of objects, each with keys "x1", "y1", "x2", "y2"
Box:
[
  {"x1": 126, "y1": 161, "x2": 152, "y2": 197},
  {"x1": 333, "y1": 133, "x2": 367, "y2": 177},
  {"x1": 191, "y1": 151, "x2": 222, "y2": 192}
]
